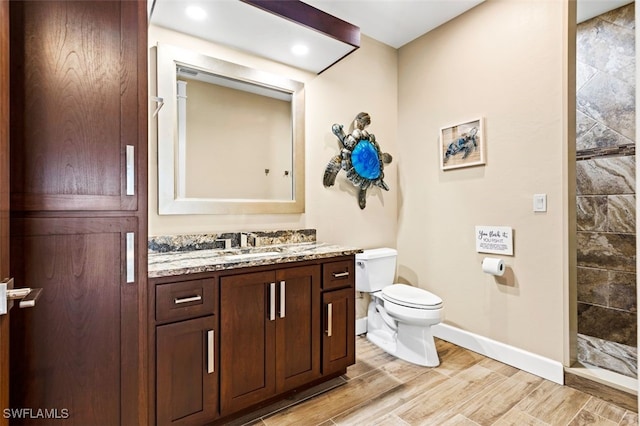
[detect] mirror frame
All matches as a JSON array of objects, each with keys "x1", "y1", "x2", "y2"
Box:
[{"x1": 156, "y1": 43, "x2": 305, "y2": 215}]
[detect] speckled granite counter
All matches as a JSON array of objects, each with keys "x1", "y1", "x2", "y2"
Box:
[{"x1": 148, "y1": 242, "x2": 362, "y2": 278}]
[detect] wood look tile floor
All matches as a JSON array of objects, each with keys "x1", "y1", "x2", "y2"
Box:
[{"x1": 242, "y1": 336, "x2": 639, "y2": 426}]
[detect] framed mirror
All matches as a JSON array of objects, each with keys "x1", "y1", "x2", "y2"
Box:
[{"x1": 155, "y1": 43, "x2": 305, "y2": 214}]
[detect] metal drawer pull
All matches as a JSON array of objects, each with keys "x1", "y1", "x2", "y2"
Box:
[
  {"x1": 207, "y1": 330, "x2": 214, "y2": 374},
  {"x1": 269, "y1": 282, "x2": 276, "y2": 321},
  {"x1": 174, "y1": 295, "x2": 202, "y2": 304},
  {"x1": 279, "y1": 280, "x2": 286, "y2": 318},
  {"x1": 326, "y1": 303, "x2": 333, "y2": 337},
  {"x1": 332, "y1": 271, "x2": 349, "y2": 278}
]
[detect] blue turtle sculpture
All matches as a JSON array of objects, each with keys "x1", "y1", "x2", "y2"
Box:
[{"x1": 323, "y1": 112, "x2": 392, "y2": 209}]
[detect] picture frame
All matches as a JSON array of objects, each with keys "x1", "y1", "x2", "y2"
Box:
[{"x1": 439, "y1": 117, "x2": 485, "y2": 170}]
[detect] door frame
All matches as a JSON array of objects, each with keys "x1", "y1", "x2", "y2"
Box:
[{"x1": 1, "y1": 0, "x2": 10, "y2": 423}]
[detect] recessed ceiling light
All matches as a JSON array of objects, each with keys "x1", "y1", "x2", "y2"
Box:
[
  {"x1": 291, "y1": 44, "x2": 309, "y2": 56},
  {"x1": 185, "y1": 5, "x2": 207, "y2": 21}
]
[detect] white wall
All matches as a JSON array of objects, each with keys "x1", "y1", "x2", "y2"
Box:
[
  {"x1": 396, "y1": 0, "x2": 575, "y2": 362},
  {"x1": 149, "y1": 26, "x2": 398, "y2": 249}
]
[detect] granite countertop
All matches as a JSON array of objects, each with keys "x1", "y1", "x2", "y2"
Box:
[{"x1": 148, "y1": 242, "x2": 362, "y2": 278}]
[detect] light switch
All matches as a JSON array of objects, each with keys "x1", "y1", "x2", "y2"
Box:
[{"x1": 533, "y1": 194, "x2": 547, "y2": 212}]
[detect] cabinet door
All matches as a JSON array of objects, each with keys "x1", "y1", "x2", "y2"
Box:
[
  {"x1": 9, "y1": 0, "x2": 143, "y2": 211},
  {"x1": 9, "y1": 217, "x2": 143, "y2": 425},
  {"x1": 157, "y1": 316, "x2": 217, "y2": 426},
  {"x1": 275, "y1": 265, "x2": 321, "y2": 392},
  {"x1": 220, "y1": 271, "x2": 276, "y2": 415},
  {"x1": 322, "y1": 288, "x2": 355, "y2": 375}
]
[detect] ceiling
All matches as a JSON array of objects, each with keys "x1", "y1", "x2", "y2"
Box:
[
  {"x1": 303, "y1": 0, "x2": 635, "y2": 47},
  {"x1": 303, "y1": 0, "x2": 484, "y2": 49},
  {"x1": 150, "y1": 0, "x2": 635, "y2": 73}
]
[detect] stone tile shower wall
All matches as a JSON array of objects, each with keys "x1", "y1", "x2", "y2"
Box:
[{"x1": 576, "y1": 3, "x2": 637, "y2": 378}]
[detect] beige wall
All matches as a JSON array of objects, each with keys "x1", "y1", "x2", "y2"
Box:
[
  {"x1": 149, "y1": 26, "x2": 398, "y2": 249},
  {"x1": 396, "y1": 0, "x2": 575, "y2": 363}
]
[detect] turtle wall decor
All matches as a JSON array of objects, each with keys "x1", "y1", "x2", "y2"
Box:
[{"x1": 323, "y1": 112, "x2": 392, "y2": 209}]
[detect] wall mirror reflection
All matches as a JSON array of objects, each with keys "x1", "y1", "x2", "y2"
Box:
[{"x1": 156, "y1": 43, "x2": 305, "y2": 215}]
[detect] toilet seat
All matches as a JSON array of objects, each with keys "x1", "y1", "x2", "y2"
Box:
[{"x1": 381, "y1": 284, "x2": 442, "y2": 310}]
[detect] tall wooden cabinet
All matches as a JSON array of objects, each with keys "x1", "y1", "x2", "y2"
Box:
[{"x1": 8, "y1": 1, "x2": 148, "y2": 424}]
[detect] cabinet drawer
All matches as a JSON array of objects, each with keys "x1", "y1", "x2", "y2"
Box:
[
  {"x1": 322, "y1": 259, "x2": 354, "y2": 290},
  {"x1": 156, "y1": 278, "x2": 216, "y2": 323}
]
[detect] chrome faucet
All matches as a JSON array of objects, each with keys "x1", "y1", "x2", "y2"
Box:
[{"x1": 216, "y1": 238, "x2": 232, "y2": 249}]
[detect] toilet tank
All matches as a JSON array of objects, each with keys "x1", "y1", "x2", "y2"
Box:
[{"x1": 355, "y1": 248, "x2": 397, "y2": 292}]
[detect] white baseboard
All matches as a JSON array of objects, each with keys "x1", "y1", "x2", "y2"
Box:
[
  {"x1": 356, "y1": 317, "x2": 368, "y2": 336},
  {"x1": 432, "y1": 323, "x2": 564, "y2": 385}
]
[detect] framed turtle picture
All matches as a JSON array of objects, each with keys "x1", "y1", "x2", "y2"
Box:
[{"x1": 439, "y1": 117, "x2": 485, "y2": 170}]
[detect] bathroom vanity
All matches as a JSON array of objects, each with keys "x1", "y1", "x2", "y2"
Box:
[{"x1": 148, "y1": 235, "x2": 359, "y2": 425}]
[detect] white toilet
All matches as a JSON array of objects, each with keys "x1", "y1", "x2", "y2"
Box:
[{"x1": 356, "y1": 248, "x2": 443, "y2": 367}]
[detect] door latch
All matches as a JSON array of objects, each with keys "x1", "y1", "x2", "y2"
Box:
[{"x1": 0, "y1": 278, "x2": 43, "y2": 315}]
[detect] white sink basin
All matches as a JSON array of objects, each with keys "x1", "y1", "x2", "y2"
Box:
[{"x1": 224, "y1": 251, "x2": 281, "y2": 261}]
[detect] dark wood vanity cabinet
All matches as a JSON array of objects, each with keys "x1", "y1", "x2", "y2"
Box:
[
  {"x1": 219, "y1": 265, "x2": 321, "y2": 415},
  {"x1": 155, "y1": 278, "x2": 218, "y2": 426},
  {"x1": 151, "y1": 255, "x2": 355, "y2": 424},
  {"x1": 321, "y1": 260, "x2": 356, "y2": 375}
]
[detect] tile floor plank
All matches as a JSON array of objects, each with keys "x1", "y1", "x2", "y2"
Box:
[
  {"x1": 582, "y1": 397, "x2": 628, "y2": 423},
  {"x1": 493, "y1": 408, "x2": 551, "y2": 425},
  {"x1": 394, "y1": 365, "x2": 505, "y2": 424},
  {"x1": 568, "y1": 409, "x2": 618, "y2": 425},
  {"x1": 619, "y1": 410, "x2": 639, "y2": 425},
  {"x1": 263, "y1": 369, "x2": 401, "y2": 426},
  {"x1": 331, "y1": 370, "x2": 449, "y2": 425},
  {"x1": 458, "y1": 370, "x2": 545, "y2": 424},
  {"x1": 514, "y1": 381, "x2": 592, "y2": 425}
]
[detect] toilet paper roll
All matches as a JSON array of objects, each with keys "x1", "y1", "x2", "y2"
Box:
[{"x1": 482, "y1": 257, "x2": 505, "y2": 276}]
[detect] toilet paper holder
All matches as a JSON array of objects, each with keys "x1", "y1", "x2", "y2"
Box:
[{"x1": 481, "y1": 257, "x2": 505, "y2": 276}]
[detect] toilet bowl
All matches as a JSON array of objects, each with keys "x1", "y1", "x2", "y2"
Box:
[{"x1": 356, "y1": 248, "x2": 443, "y2": 367}]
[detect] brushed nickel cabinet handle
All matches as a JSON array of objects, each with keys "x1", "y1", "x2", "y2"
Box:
[
  {"x1": 126, "y1": 232, "x2": 135, "y2": 283},
  {"x1": 332, "y1": 271, "x2": 349, "y2": 278},
  {"x1": 174, "y1": 295, "x2": 202, "y2": 304},
  {"x1": 326, "y1": 303, "x2": 333, "y2": 337},
  {"x1": 279, "y1": 280, "x2": 286, "y2": 318},
  {"x1": 269, "y1": 282, "x2": 276, "y2": 321},
  {"x1": 126, "y1": 145, "x2": 135, "y2": 196},
  {"x1": 207, "y1": 330, "x2": 214, "y2": 374}
]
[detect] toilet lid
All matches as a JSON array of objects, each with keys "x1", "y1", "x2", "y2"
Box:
[{"x1": 381, "y1": 284, "x2": 442, "y2": 309}]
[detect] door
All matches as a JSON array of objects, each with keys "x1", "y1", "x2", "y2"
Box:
[
  {"x1": 0, "y1": 0, "x2": 9, "y2": 423},
  {"x1": 275, "y1": 265, "x2": 321, "y2": 392},
  {"x1": 157, "y1": 316, "x2": 217, "y2": 426},
  {"x1": 322, "y1": 288, "x2": 355, "y2": 375},
  {"x1": 9, "y1": 217, "x2": 140, "y2": 425},
  {"x1": 219, "y1": 271, "x2": 276, "y2": 415},
  {"x1": 9, "y1": 0, "x2": 140, "y2": 212}
]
